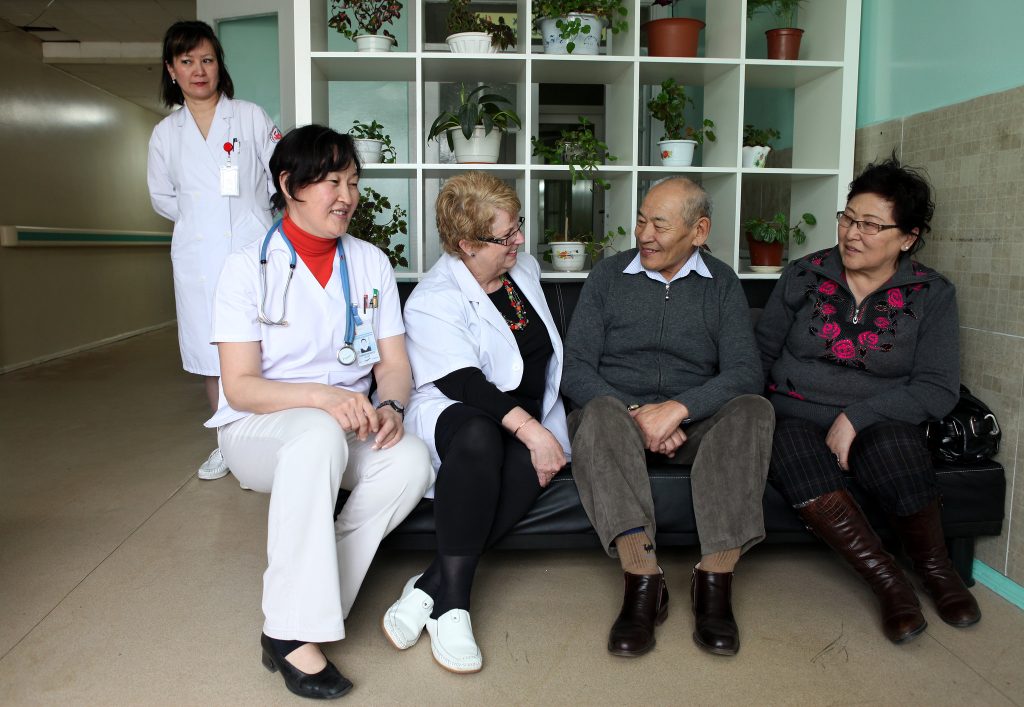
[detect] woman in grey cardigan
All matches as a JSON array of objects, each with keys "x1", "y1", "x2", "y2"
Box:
[{"x1": 756, "y1": 155, "x2": 980, "y2": 644}]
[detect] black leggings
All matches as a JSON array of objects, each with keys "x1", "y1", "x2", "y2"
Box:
[{"x1": 433, "y1": 403, "x2": 543, "y2": 555}]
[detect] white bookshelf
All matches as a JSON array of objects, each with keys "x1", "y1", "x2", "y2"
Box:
[{"x1": 281, "y1": 0, "x2": 860, "y2": 279}]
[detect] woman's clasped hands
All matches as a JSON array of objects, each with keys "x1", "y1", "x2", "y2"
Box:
[{"x1": 316, "y1": 386, "x2": 405, "y2": 450}]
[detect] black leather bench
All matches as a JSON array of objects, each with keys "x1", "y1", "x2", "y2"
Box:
[{"x1": 354, "y1": 280, "x2": 1006, "y2": 585}]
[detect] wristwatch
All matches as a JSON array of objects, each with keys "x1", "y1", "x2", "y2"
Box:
[{"x1": 376, "y1": 399, "x2": 405, "y2": 418}]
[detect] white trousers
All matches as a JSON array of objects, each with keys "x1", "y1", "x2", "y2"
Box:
[{"x1": 219, "y1": 407, "x2": 433, "y2": 643}]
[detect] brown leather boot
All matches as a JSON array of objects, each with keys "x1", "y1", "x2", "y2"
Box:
[
  {"x1": 798, "y1": 490, "x2": 926, "y2": 644},
  {"x1": 691, "y1": 568, "x2": 739, "y2": 655},
  {"x1": 607, "y1": 572, "x2": 668, "y2": 657},
  {"x1": 890, "y1": 498, "x2": 981, "y2": 627}
]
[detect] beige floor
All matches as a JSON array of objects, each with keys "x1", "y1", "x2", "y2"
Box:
[{"x1": 1, "y1": 327, "x2": 1022, "y2": 706}]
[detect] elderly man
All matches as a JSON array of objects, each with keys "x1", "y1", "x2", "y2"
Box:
[{"x1": 561, "y1": 176, "x2": 773, "y2": 657}]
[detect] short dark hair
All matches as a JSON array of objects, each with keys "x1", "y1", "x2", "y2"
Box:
[
  {"x1": 160, "y1": 21, "x2": 235, "y2": 107},
  {"x1": 269, "y1": 125, "x2": 362, "y2": 212},
  {"x1": 847, "y1": 151, "x2": 934, "y2": 254}
]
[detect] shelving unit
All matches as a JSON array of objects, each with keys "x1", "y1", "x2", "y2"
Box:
[{"x1": 286, "y1": 0, "x2": 861, "y2": 279}]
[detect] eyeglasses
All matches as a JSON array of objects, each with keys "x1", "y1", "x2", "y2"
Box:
[
  {"x1": 478, "y1": 216, "x2": 525, "y2": 246},
  {"x1": 836, "y1": 212, "x2": 900, "y2": 235}
]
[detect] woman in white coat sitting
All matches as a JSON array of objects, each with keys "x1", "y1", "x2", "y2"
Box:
[
  {"x1": 209, "y1": 125, "x2": 432, "y2": 699},
  {"x1": 148, "y1": 21, "x2": 280, "y2": 480},
  {"x1": 382, "y1": 172, "x2": 571, "y2": 673}
]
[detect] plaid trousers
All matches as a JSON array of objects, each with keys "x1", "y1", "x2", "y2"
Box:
[{"x1": 769, "y1": 416, "x2": 937, "y2": 516}]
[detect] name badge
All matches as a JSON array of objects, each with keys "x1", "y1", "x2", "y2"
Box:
[
  {"x1": 220, "y1": 165, "x2": 240, "y2": 196},
  {"x1": 355, "y1": 319, "x2": 381, "y2": 366}
]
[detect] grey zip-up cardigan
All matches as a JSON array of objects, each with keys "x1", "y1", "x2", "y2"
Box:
[
  {"x1": 755, "y1": 247, "x2": 960, "y2": 431},
  {"x1": 561, "y1": 249, "x2": 762, "y2": 423}
]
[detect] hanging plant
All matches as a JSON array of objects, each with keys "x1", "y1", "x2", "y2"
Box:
[
  {"x1": 531, "y1": 117, "x2": 618, "y2": 191},
  {"x1": 348, "y1": 186, "x2": 408, "y2": 268}
]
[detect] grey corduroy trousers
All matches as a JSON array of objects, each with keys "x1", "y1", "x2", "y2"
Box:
[{"x1": 567, "y1": 395, "x2": 774, "y2": 558}]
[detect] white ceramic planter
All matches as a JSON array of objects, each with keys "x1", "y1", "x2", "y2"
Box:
[
  {"x1": 354, "y1": 34, "x2": 395, "y2": 52},
  {"x1": 450, "y1": 126, "x2": 502, "y2": 164},
  {"x1": 446, "y1": 31, "x2": 497, "y2": 54},
  {"x1": 538, "y1": 14, "x2": 605, "y2": 55},
  {"x1": 353, "y1": 138, "x2": 384, "y2": 164},
  {"x1": 548, "y1": 241, "x2": 587, "y2": 272},
  {"x1": 658, "y1": 139, "x2": 697, "y2": 167},
  {"x1": 742, "y1": 145, "x2": 772, "y2": 168}
]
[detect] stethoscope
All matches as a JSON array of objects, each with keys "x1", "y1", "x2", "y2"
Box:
[{"x1": 257, "y1": 220, "x2": 360, "y2": 365}]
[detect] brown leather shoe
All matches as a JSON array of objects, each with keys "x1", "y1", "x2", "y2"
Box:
[
  {"x1": 691, "y1": 568, "x2": 740, "y2": 655},
  {"x1": 890, "y1": 498, "x2": 981, "y2": 627},
  {"x1": 799, "y1": 490, "x2": 926, "y2": 644},
  {"x1": 608, "y1": 572, "x2": 668, "y2": 657}
]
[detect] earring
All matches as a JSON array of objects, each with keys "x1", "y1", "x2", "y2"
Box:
[
  {"x1": 171, "y1": 77, "x2": 177, "y2": 84},
  {"x1": 470, "y1": 252, "x2": 476, "y2": 257},
  {"x1": 901, "y1": 245, "x2": 909, "y2": 251}
]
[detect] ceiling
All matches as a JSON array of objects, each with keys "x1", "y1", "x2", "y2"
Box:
[{"x1": 0, "y1": 0, "x2": 197, "y2": 115}]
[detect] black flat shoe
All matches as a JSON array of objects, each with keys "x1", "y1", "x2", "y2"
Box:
[{"x1": 261, "y1": 633, "x2": 353, "y2": 700}]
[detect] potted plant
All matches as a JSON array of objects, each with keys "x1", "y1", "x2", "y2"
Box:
[
  {"x1": 445, "y1": 0, "x2": 516, "y2": 53},
  {"x1": 747, "y1": 0, "x2": 809, "y2": 60},
  {"x1": 743, "y1": 211, "x2": 816, "y2": 270},
  {"x1": 348, "y1": 185, "x2": 409, "y2": 268},
  {"x1": 642, "y1": 0, "x2": 704, "y2": 58},
  {"x1": 427, "y1": 83, "x2": 521, "y2": 164},
  {"x1": 533, "y1": 0, "x2": 628, "y2": 55},
  {"x1": 742, "y1": 123, "x2": 781, "y2": 168},
  {"x1": 647, "y1": 78, "x2": 716, "y2": 167},
  {"x1": 349, "y1": 119, "x2": 397, "y2": 164},
  {"x1": 531, "y1": 117, "x2": 618, "y2": 191},
  {"x1": 544, "y1": 223, "x2": 625, "y2": 272},
  {"x1": 328, "y1": 0, "x2": 402, "y2": 52}
]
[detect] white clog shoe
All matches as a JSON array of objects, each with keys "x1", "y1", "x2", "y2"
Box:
[
  {"x1": 382, "y1": 574, "x2": 433, "y2": 650},
  {"x1": 425, "y1": 609, "x2": 482, "y2": 674},
  {"x1": 197, "y1": 448, "x2": 229, "y2": 480}
]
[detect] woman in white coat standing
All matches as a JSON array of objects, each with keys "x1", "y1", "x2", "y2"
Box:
[
  {"x1": 382, "y1": 172, "x2": 571, "y2": 674},
  {"x1": 148, "y1": 21, "x2": 280, "y2": 480},
  {"x1": 210, "y1": 124, "x2": 432, "y2": 699}
]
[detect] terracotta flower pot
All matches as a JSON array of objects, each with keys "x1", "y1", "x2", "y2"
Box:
[
  {"x1": 746, "y1": 232, "x2": 784, "y2": 267},
  {"x1": 765, "y1": 28, "x2": 803, "y2": 60},
  {"x1": 643, "y1": 17, "x2": 704, "y2": 58}
]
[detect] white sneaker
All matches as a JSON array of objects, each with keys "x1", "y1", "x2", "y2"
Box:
[
  {"x1": 197, "y1": 448, "x2": 229, "y2": 480},
  {"x1": 382, "y1": 574, "x2": 433, "y2": 650},
  {"x1": 425, "y1": 609, "x2": 482, "y2": 674}
]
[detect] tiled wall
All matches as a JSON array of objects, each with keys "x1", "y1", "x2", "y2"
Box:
[{"x1": 855, "y1": 85, "x2": 1024, "y2": 584}]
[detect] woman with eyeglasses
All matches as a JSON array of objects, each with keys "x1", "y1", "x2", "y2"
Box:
[
  {"x1": 756, "y1": 154, "x2": 979, "y2": 644},
  {"x1": 382, "y1": 171, "x2": 570, "y2": 673}
]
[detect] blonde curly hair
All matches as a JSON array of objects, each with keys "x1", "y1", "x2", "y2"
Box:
[{"x1": 436, "y1": 172, "x2": 521, "y2": 256}]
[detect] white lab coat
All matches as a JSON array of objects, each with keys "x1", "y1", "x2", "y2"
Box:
[
  {"x1": 147, "y1": 94, "x2": 279, "y2": 375},
  {"x1": 404, "y1": 252, "x2": 572, "y2": 482}
]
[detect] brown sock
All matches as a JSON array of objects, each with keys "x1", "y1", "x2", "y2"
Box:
[
  {"x1": 699, "y1": 548, "x2": 741, "y2": 573},
  {"x1": 614, "y1": 531, "x2": 659, "y2": 575}
]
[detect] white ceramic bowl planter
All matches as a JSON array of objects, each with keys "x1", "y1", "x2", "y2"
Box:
[
  {"x1": 446, "y1": 31, "x2": 497, "y2": 53},
  {"x1": 449, "y1": 126, "x2": 502, "y2": 164},
  {"x1": 549, "y1": 242, "x2": 587, "y2": 272},
  {"x1": 538, "y1": 14, "x2": 605, "y2": 55},
  {"x1": 658, "y1": 139, "x2": 697, "y2": 167},
  {"x1": 354, "y1": 34, "x2": 395, "y2": 52},
  {"x1": 353, "y1": 138, "x2": 385, "y2": 164},
  {"x1": 742, "y1": 145, "x2": 772, "y2": 168}
]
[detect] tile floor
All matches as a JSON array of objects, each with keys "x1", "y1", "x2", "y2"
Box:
[{"x1": 1, "y1": 328, "x2": 1022, "y2": 705}]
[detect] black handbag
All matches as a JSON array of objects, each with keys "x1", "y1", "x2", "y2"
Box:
[{"x1": 924, "y1": 385, "x2": 1001, "y2": 464}]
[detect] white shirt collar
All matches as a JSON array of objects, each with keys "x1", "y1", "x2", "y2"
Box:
[{"x1": 623, "y1": 248, "x2": 712, "y2": 284}]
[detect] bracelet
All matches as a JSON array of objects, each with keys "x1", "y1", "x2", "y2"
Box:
[{"x1": 513, "y1": 418, "x2": 534, "y2": 438}]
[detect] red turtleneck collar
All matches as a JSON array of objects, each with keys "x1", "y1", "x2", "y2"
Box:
[{"x1": 282, "y1": 214, "x2": 336, "y2": 288}]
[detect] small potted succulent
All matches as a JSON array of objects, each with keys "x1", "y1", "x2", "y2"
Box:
[
  {"x1": 533, "y1": 0, "x2": 629, "y2": 55},
  {"x1": 647, "y1": 78, "x2": 716, "y2": 167},
  {"x1": 743, "y1": 211, "x2": 816, "y2": 270},
  {"x1": 742, "y1": 123, "x2": 781, "y2": 168},
  {"x1": 642, "y1": 0, "x2": 704, "y2": 58},
  {"x1": 531, "y1": 117, "x2": 618, "y2": 191},
  {"x1": 427, "y1": 83, "x2": 521, "y2": 164},
  {"x1": 349, "y1": 119, "x2": 397, "y2": 164},
  {"x1": 348, "y1": 185, "x2": 409, "y2": 268},
  {"x1": 328, "y1": 0, "x2": 403, "y2": 52},
  {"x1": 747, "y1": 0, "x2": 810, "y2": 60},
  {"x1": 445, "y1": 0, "x2": 516, "y2": 53}
]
